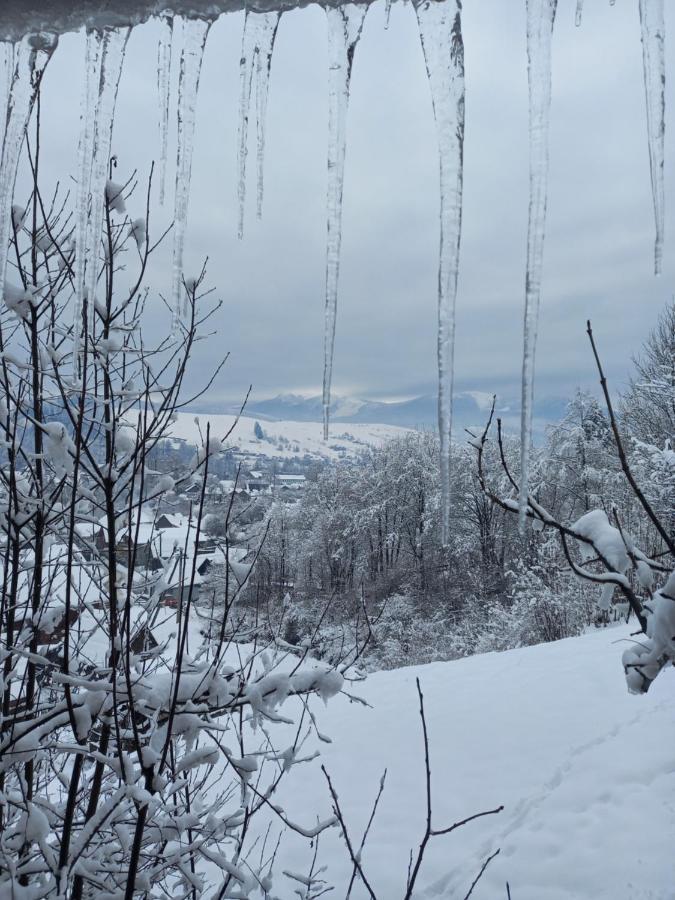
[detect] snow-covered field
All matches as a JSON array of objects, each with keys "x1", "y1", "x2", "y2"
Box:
[
  {"x1": 168, "y1": 412, "x2": 411, "y2": 461},
  {"x1": 252, "y1": 625, "x2": 675, "y2": 899}
]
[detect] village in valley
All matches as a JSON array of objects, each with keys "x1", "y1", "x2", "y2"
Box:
[
  {"x1": 37, "y1": 418, "x2": 315, "y2": 661},
  {"x1": 12, "y1": 393, "x2": 415, "y2": 721}
]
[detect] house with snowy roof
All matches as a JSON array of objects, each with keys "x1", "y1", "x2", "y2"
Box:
[
  {"x1": 276, "y1": 474, "x2": 306, "y2": 488},
  {"x1": 246, "y1": 478, "x2": 271, "y2": 495},
  {"x1": 155, "y1": 513, "x2": 180, "y2": 529},
  {"x1": 74, "y1": 521, "x2": 109, "y2": 559},
  {"x1": 181, "y1": 481, "x2": 203, "y2": 500}
]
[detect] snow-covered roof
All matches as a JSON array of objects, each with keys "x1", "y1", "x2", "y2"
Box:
[
  {"x1": 156, "y1": 513, "x2": 180, "y2": 528},
  {"x1": 116, "y1": 509, "x2": 252, "y2": 588},
  {"x1": 74, "y1": 520, "x2": 106, "y2": 539}
]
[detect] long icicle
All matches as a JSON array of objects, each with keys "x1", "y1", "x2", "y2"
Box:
[
  {"x1": 84, "y1": 29, "x2": 130, "y2": 320},
  {"x1": 237, "y1": 12, "x2": 256, "y2": 239},
  {"x1": 157, "y1": 13, "x2": 174, "y2": 206},
  {"x1": 171, "y1": 16, "x2": 211, "y2": 326},
  {"x1": 72, "y1": 28, "x2": 128, "y2": 375},
  {"x1": 237, "y1": 11, "x2": 280, "y2": 237},
  {"x1": 73, "y1": 30, "x2": 103, "y2": 372},
  {"x1": 322, "y1": 3, "x2": 368, "y2": 441},
  {"x1": 0, "y1": 42, "x2": 14, "y2": 143},
  {"x1": 0, "y1": 35, "x2": 57, "y2": 296},
  {"x1": 575, "y1": 0, "x2": 583, "y2": 27},
  {"x1": 519, "y1": 0, "x2": 558, "y2": 530},
  {"x1": 414, "y1": 0, "x2": 465, "y2": 548},
  {"x1": 638, "y1": 0, "x2": 665, "y2": 276},
  {"x1": 255, "y1": 14, "x2": 280, "y2": 220}
]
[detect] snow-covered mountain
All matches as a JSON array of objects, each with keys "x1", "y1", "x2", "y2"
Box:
[{"x1": 199, "y1": 391, "x2": 570, "y2": 433}]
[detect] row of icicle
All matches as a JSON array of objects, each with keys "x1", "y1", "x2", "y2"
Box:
[{"x1": 0, "y1": 0, "x2": 666, "y2": 545}]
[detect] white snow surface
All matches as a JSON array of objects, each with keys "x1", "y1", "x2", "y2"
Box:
[
  {"x1": 167, "y1": 412, "x2": 410, "y2": 460},
  {"x1": 238, "y1": 625, "x2": 674, "y2": 899}
]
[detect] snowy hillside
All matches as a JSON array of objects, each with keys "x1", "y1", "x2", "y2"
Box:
[
  {"x1": 168, "y1": 412, "x2": 411, "y2": 461},
  {"x1": 246, "y1": 625, "x2": 675, "y2": 899}
]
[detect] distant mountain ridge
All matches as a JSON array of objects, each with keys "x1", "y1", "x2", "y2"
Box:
[{"x1": 195, "y1": 391, "x2": 570, "y2": 433}]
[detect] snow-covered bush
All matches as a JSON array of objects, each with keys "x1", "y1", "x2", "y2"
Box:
[
  {"x1": 0, "y1": 146, "x2": 352, "y2": 897},
  {"x1": 357, "y1": 593, "x2": 457, "y2": 670},
  {"x1": 474, "y1": 318, "x2": 675, "y2": 693},
  {"x1": 469, "y1": 562, "x2": 594, "y2": 655}
]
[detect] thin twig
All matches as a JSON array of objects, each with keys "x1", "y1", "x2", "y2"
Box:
[{"x1": 462, "y1": 848, "x2": 500, "y2": 900}]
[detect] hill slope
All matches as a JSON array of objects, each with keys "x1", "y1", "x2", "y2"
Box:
[
  {"x1": 168, "y1": 412, "x2": 411, "y2": 461},
  {"x1": 261, "y1": 625, "x2": 675, "y2": 899}
]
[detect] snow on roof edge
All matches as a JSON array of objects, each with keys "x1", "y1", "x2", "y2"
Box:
[{"x1": 0, "y1": 0, "x2": 380, "y2": 41}]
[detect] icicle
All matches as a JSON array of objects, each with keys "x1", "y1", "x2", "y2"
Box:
[
  {"x1": 255, "y1": 14, "x2": 280, "y2": 220},
  {"x1": 575, "y1": 0, "x2": 583, "y2": 27},
  {"x1": 72, "y1": 30, "x2": 101, "y2": 370},
  {"x1": 157, "y1": 14, "x2": 174, "y2": 206},
  {"x1": 237, "y1": 15, "x2": 256, "y2": 240},
  {"x1": 172, "y1": 17, "x2": 211, "y2": 326},
  {"x1": 0, "y1": 35, "x2": 57, "y2": 298},
  {"x1": 414, "y1": 0, "x2": 465, "y2": 548},
  {"x1": 73, "y1": 28, "x2": 129, "y2": 370},
  {"x1": 519, "y1": 0, "x2": 557, "y2": 532},
  {"x1": 0, "y1": 42, "x2": 14, "y2": 145},
  {"x1": 86, "y1": 29, "x2": 129, "y2": 304},
  {"x1": 237, "y1": 11, "x2": 280, "y2": 238},
  {"x1": 638, "y1": 0, "x2": 665, "y2": 276},
  {"x1": 322, "y1": 3, "x2": 368, "y2": 441},
  {"x1": 385, "y1": 0, "x2": 393, "y2": 29}
]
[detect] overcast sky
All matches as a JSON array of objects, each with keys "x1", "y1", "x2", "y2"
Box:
[{"x1": 20, "y1": 0, "x2": 675, "y2": 408}]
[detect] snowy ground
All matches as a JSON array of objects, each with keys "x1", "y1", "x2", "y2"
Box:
[
  {"x1": 245, "y1": 624, "x2": 675, "y2": 899},
  {"x1": 168, "y1": 412, "x2": 411, "y2": 461}
]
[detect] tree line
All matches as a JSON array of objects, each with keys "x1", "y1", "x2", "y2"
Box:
[{"x1": 249, "y1": 303, "x2": 675, "y2": 673}]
